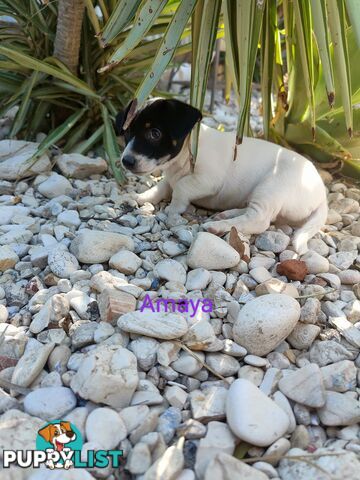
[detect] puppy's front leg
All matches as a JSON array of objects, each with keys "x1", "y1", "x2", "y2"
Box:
[
  {"x1": 166, "y1": 174, "x2": 218, "y2": 225},
  {"x1": 136, "y1": 179, "x2": 172, "y2": 206}
]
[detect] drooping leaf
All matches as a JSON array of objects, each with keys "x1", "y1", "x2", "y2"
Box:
[
  {"x1": 27, "y1": 101, "x2": 51, "y2": 139},
  {"x1": 223, "y1": 0, "x2": 239, "y2": 94},
  {"x1": 326, "y1": 0, "x2": 353, "y2": 136},
  {"x1": 135, "y1": 0, "x2": 197, "y2": 109},
  {"x1": 72, "y1": 125, "x2": 105, "y2": 154},
  {"x1": 100, "y1": 0, "x2": 142, "y2": 46},
  {"x1": 0, "y1": 45, "x2": 98, "y2": 97},
  {"x1": 310, "y1": 0, "x2": 335, "y2": 106},
  {"x1": 293, "y1": 0, "x2": 316, "y2": 138},
  {"x1": 190, "y1": 0, "x2": 222, "y2": 157},
  {"x1": 9, "y1": 70, "x2": 39, "y2": 137},
  {"x1": 102, "y1": 0, "x2": 168, "y2": 70},
  {"x1": 63, "y1": 118, "x2": 92, "y2": 153},
  {"x1": 235, "y1": 0, "x2": 266, "y2": 143},
  {"x1": 84, "y1": 0, "x2": 102, "y2": 37},
  {"x1": 345, "y1": 0, "x2": 360, "y2": 48},
  {"x1": 31, "y1": 108, "x2": 87, "y2": 160},
  {"x1": 261, "y1": 0, "x2": 277, "y2": 139},
  {"x1": 101, "y1": 105, "x2": 126, "y2": 184}
]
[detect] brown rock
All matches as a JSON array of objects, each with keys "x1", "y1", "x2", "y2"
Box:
[
  {"x1": 98, "y1": 287, "x2": 136, "y2": 325},
  {"x1": 43, "y1": 273, "x2": 60, "y2": 286},
  {"x1": 277, "y1": 260, "x2": 308, "y2": 281},
  {"x1": 311, "y1": 277, "x2": 328, "y2": 287},
  {"x1": 0, "y1": 356, "x2": 17, "y2": 371}
]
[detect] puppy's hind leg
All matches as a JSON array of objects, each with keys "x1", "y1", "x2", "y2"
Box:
[
  {"x1": 203, "y1": 203, "x2": 271, "y2": 236},
  {"x1": 293, "y1": 200, "x2": 328, "y2": 255},
  {"x1": 211, "y1": 207, "x2": 247, "y2": 221}
]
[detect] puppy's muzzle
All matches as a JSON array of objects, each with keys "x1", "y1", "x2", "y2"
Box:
[{"x1": 122, "y1": 154, "x2": 136, "y2": 170}]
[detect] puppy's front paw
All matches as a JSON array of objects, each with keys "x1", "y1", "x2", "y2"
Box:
[
  {"x1": 210, "y1": 212, "x2": 229, "y2": 221},
  {"x1": 135, "y1": 192, "x2": 153, "y2": 206},
  {"x1": 203, "y1": 220, "x2": 231, "y2": 235},
  {"x1": 46, "y1": 460, "x2": 55, "y2": 470},
  {"x1": 64, "y1": 459, "x2": 74, "y2": 470},
  {"x1": 118, "y1": 192, "x2": 140, "y2": 208}
]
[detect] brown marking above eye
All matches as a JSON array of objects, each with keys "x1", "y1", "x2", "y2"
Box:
[
  {"x1": 145, "y1": 122, "x2": 151, "y2": 128},
  {"x1": 172, "y1": 140, "x2": 177, "y2": 146}
]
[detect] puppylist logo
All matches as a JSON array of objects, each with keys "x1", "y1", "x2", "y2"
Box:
[{"x1": 3, "y1": 420, "x2": 123, "y2": 470}]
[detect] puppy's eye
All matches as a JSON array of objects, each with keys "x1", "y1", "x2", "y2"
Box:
[{"x1": 146, "y1": 128, "x2": 162, "y2": 141}]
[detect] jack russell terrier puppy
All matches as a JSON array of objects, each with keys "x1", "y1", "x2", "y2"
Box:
[{"x1": 116, "y1": 98, "x2": 328, "y2": 254}]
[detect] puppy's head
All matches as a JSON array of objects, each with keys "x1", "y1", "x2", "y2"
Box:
[
  {"x1": 116, "y1": 98, "x2": 202, "y2": 174},
  {"x1": 38, "y1": 422, "x2": 76, "y2": 450}
]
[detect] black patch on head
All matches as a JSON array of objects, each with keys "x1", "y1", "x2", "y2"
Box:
[
  {"x1": 164, "y1": 99, "x2": 203, "y2": 140},
  {"x1": 119, "y1": 99, "x2": 202, "y2": 162}
]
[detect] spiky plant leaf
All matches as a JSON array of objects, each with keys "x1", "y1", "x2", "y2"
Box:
[
  {"x1": 235, "y1": 0, "x2": 266, "y2": 143},
  {"x1": 190, "y1": 0, "x2": 222, "y2": 157},
  {"x1": 100, "y1": 0, "x2": 142, "y2": 46},
  {"x1": 345, "y1": 0, "x2": 360, "y2": 47},
  {"x1": 135, "y1": 0, "x2": 196, "y2": 108},
  {"x1": 101, "y1": 104, "x2": 126, "y2": 184},
  {"x1": 102, "y1": 0, "x2": 168, "y2": 70},
  {"x1": 310, "y1": 0, "x2": 335, "y2": 106},
  {"x1": 326, "y1": 0, "x2": 353, "y2": 136}
]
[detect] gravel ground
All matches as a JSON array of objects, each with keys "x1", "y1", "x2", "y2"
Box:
[{"x1": 0, "y1": 95, "x2": 360, "y2": 480}]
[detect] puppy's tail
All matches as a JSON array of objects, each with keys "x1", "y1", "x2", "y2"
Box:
[{"x1": 293, "y1": 200, "x2": 328, "y2": 255}]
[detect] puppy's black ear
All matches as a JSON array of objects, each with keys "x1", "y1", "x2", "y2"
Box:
[
  {"x1": 165, "y1": 100, "x2": 202, "y2": 140},
  {"x1": 115, "y1": 99, "x2": 136, "y2": 135},
  {"x1": 115, "y1": 103, "x2": 130, "y2": 135}
]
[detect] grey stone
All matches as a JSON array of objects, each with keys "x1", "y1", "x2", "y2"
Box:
[
  {"x1": 278, "y1": 447, "x2": 360, "y2": 480},
  {"x1": 321, "y1": 360, "x2": 357, "y2": 392},
  {"x1": 56, "y1": 153, "x2": 107, "y2": 178},
  {"x1": 317, "y1": 392, "x2": 360, "y2": 426},
  {"x1": 287, "y1": 323, "x2": 320, "y2": 349},
  {"x1": 70, "y1": 229, "x2": 134, "y2": 263},
  {"x1": 226, "y1": 379, "x2": 289, "y2": 447},
  {"x1": 309, "y1": 340, "x2": 354, "y2": 366},
  {"x1": 0, "y1": 140, "x2": 50, "y2": 180},
  {"x1": 278, "y1": 363, "x2": 326, "y2": 407},
  {"x1": 24, "y1": 387, "x2": 76, "y2": 421},
  {"x1": 11, "y1": 339, "x2": 54, "y2": 388},
  {"x1": 233, "y1": 294, "x2": 300, "y2": 356},
  {"x1": 195, "y1": 422, "x2": 236, "y2": 479},
  {"x1": 70, "y1": 345, "x2": 138, "y2": 408},
  {"x1": 37, "y1": 173, "x2": 72, "y2": 198},
  {"x1": 255, "y1": 231, "x2": 290, "y2": 253}
]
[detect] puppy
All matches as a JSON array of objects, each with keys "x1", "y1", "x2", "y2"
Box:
[
  {"x1": 38, "y1": 422, "x2": 76, "y2": 469},
  {"x1": 116, "y1": 98, "x2": 328, "y2": 254}
]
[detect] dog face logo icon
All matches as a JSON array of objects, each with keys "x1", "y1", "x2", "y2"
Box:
[
  {"x1": 38, "y1": 421, "x2": 76, "y2": 452},
  {"x1": 36, "y1": 420, "x2": 82, "y2": 470}
]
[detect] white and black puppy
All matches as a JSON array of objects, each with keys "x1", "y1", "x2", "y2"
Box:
[{"x1": 116, "y1": 98, "x2": 328, "y2": 254}]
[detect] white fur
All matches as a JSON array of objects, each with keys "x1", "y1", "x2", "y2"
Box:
[{"x1": 130, "y1": 124, "x2": 328, "y2": 254}]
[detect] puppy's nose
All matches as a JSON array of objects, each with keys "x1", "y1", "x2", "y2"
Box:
[
  {"x1": 122, "y1": 155, "x2": 136, "y2": 169},
  {"x1": 66, "y1": 431, "x2": 75, "y2": 439}
]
